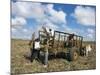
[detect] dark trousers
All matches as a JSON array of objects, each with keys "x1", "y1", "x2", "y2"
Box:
[{"x1": 30, "y1": 48, "x2": 40, "y2": 62}]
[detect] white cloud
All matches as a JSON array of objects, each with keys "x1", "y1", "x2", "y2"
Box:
[
  {"x1": 82, "y1": 28, "x2": 95, "y2": 41},
  {"x1": 12, "y1": 2, "x2": 45, "y2": 19},
  {"x1": 72, "y1": 6, "x2": 95, "y2": 26},
  {"x1": 12, "y1": 2, "x2": 65, "y2": 26},
  {"x1": 11, "y1": 2, "x2": 67, "y2": 39},
  {"x1": 46, "y1": 4, "x2": 67, "y2": 24},
  {"x1": 11, "y1": 2, "x2": 96, "y2": 41},
  {"x1": 11, "y1": 28, "x2": 17, "y2": 32},
  {"x1": 12, "y1": 16, "x2": 27, "y2": 26},
  {"x1": 86, "y1": 28, "x2": 95, "y2": 41},
  {"x1": 87, "y1": 33, "x2": 94, "y2": 39},
  {"x1": 12, "y1": 2, "x2": 67, "y2": 25},
  {"x1": 12, "y1": 2, "x2": 67, "y2": 23},
  {"x1": 23, "y1": 28, "x2": 28, "y2": 32},
  {"x1": 11, "y1": 27, "x2": 34, "y2": 40},
  {"x1": 87, "y1": 28, "x2": 95, "y2": 34}
]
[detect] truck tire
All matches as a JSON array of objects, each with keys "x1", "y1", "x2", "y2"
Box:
[{"x1": 69, "y1": 47, "x2": 78, "y2": 61}]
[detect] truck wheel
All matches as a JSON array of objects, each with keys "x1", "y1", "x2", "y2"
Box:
[{"x1": 69, "y1": 47, "x2": 78, "y2": 61}]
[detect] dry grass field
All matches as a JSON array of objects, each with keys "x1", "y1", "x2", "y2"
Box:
[{"x1": 11, "y1": 39, "x2": 96, "y2": 74}]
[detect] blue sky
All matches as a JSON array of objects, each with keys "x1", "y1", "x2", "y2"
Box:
[{"x1": 11, "y1": 1, "x2": 96, "y2": 41}]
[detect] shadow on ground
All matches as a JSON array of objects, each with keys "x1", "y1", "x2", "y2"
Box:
[{"x1": 24, "y1": 51, "x2": 71, "y2": 64}]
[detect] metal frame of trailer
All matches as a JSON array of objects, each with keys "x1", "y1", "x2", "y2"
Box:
[{"x1": 38, "y1": 30, "x2": 83, "y2": 65}]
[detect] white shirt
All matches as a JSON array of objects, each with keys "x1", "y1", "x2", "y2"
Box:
[
  {"x1": 34, "y1": 41, "x2": 40, "y2": 49},
  {"x1": 86, "y1": 45, "x2": 92, "y2": 52}
]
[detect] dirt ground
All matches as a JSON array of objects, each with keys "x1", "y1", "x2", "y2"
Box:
[{"x1": 11, "y1": 39, "x2": 96, "y2": 74}]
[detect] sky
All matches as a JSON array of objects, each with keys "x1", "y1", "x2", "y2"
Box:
[{"x1": 11, "y1": 0, "x2": 96, "y2": 41}]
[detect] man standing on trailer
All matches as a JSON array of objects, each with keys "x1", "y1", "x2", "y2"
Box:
[
  {"x1": 68, "y1": 33, "x2": 75, "y2": 47},
  {"x1": 42, "y1": 26, "x2": 53, "y2": 67}
]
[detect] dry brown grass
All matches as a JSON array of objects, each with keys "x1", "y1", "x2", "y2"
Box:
[{"x1": 11, "y1": 39, "x2": 96, "y2": 74}]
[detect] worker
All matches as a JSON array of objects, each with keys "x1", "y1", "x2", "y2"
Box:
[
  {"x1": 29, "y1": 32, "x2": 41, "y2": 62},
  {"x1": 68, "y1": 33, "x2": 74, "y2": 47},
  {"x1": 30, "y1": 38, "x2": 40, "y2": 62},
  {"x1": 49, "y1": 29, "x2": 52, "y2": 37},
  {"x1": 41, "y1": 27, "x2": 52, "y2": 67},
  {"x1": 49, "y1": 28, "x2": 53, "y2": 46}
]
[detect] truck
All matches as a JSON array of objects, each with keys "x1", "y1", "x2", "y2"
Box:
[{"x1": 29, "y1": 26, "x2": 85, "y2": 66}]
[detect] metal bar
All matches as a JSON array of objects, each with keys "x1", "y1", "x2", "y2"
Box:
[
  {"x1": 76, "y1": 36, "x2": 77, "y2": 47},
  {"x1": 57, "y1": 32, "x2": 60, "y2": 51},
  {"x1": 63, "y1": 35, "x2": 66, "y2": 49},
  {"x1": 55, "y1": 31, "x2": 82, "y2": 38},
  {"x1": 80, "y1": 37, "x2": 83, "y2": 55},
  {"x1": 39, "y1": 31, "x2": 40, "y2": 40},
  {"x1": 64, "y1": 35, "x2": 66, "y2": 42},
  {"x1": 53, "y1": 31, "x2": 55, "y2": 48}
]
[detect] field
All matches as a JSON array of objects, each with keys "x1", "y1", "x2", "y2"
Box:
[{"x1": 11, "y1": 39, "x2": 96, "y2": 74}]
